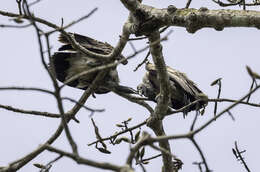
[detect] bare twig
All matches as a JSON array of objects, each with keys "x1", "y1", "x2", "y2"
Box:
[
  {"x1": 246, "y1": 78, "x2": 256, "y2": 103},
  {"x1": 134, "y1": 51, "x2": 150, "y2": 72},
  {"x1": 165, "y1": 99, "x2": 204, "y2": 116},
  {"x1": 36, "y1": 155, "x2": 63, "y2": 172},
  {"x1": 185, "y1": 0, "x2": 193, "y2": 8},
  {"x1": 88, "y1": 120, "x2": 146, "y2": 146},
  {"x1": 149, "y1": 144, "x2": 177, "y2": 160},
  {"x1": 44, "y1": 8, "x2": 98, "y2": 35},
  {"x1": 208, "y1": 98, "x2": 260, "y2": 107},
  {"x1": 190, "y1": 111, "x2": 199, "y2": 131},
  {"x1": 16, "y1": 0, "x2": 22, "y2": 15},
  {"x1": 211, "y1": 78, "x2": 222, "y2": 118},
  {"x1": 62, "y1": 97, "x2": 105, "y2": 115},
  {"x1": 0, "y1": 86, "x2": 54, "y2": 95},
  {"x1": 0, "y1": 23, "x2": 31, "y2": 28},
  {"x1": 233, "y1": 141, "x2": 251, "y2": 172},
  {"x1": 29, "y1": 0, "x2": 43, "y2": 6},
  {"x1": 0, "y1": 104, "x2": 60, "y2": 118},
  {"x1": 192, "y1": 162, "x2": 203, "y2": 172},
  {"x1": 227, "y1": 110, "x2": 235, "y2": 121},
  {"x1": 126, "y1": 132, "x2": 150, "y2": 166},
  {"x1": 141, "y1": 154, "x2": 162, "y2": 162},
  {"x1": 190, "y1": 138, "x2": 210, "y2": 172},
  {"x1": 45, "y1": 145, "x2": 121, "y2": 171},
  {"x1": 91, "y1": 118, "x2": 107, "y2": 150}
]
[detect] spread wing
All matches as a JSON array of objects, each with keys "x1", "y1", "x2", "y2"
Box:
[
  {"x1": 146, "y1": 62, "x2": 202, "y2": 98},
  {"x1": 50, "y1": 33, "x2": 124, "y2": 94},
  {"x1": 166, "y1": 66, "x2": 202, "y2": 97},
  {"x1": 58, "y1": 33, "x2": 127, "y2": 64}
]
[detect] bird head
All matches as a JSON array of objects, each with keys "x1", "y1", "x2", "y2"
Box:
[
  {"x1": 137, "y1": 83, "x2": 157, "y2": 100},
  {"x1": 137, "y1": 83, "x2": 145, "y2": 96}
]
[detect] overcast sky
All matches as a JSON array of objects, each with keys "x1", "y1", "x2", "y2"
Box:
[{"x1": 0, "y1": 0, "x2": 260, "y2": 172}]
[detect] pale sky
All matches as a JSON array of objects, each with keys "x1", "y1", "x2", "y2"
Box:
[{"x1": 0, "y1": 0, "x2": 260, "y2": 172}]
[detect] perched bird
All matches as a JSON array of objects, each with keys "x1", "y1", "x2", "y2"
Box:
[
  {"x1": 50, "y1": 33, "x2": 136, "y2": 95},
  {"x1": 137, "y1": 62, "x2": 207, "y2": 113}
]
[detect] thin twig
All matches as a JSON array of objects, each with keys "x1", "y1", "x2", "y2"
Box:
[
  {"x1": 208, "y1": 98, "x2": 260, "y2": 107},
  {"x1": 149, "y1": 144, "x2": 177, "y2": 160},
  {"x1": 29, "y1": 0, "x2": 43, "y2": 6},
  {"x1": 44, "y1": 8, "x2": 98, "y2": 35},
  {"x1": 0, "y1": 104, "x2": 60, "y2": 118},
  {"x1": 246, "y1": 78, "x2": 256, "y2": 103},
  {"x1": 88, "y1": 121, "x2": 146, "y2": 146},
  {"x1": 233, "y1": 141, "x2": 251, "y2": 172},
  {"x1": 141, "y1": 154, "x2": 162, "y2": 162},
  {"x1": 190, "y1": 138, "x2": 210, "y2": 172},
  {"x1": 0, "y1": 23, "x2": 31, "y2": 28},
  {"x1": 39, "y1": 155, "x2": 63, "y2": 172},
  {"x1": 190, "y1": 111, "x2": 199, "y2": 131},
  {"x1": 134, "y1": 51, "x2": 150, "y2": 72},
  {"x1": 185, "y1": 0, "x2": 193, "y2": 8},
  {"x1": 0, "y1": 86, "x2": 54, "y2": 95},
  {"x1": 62, "y1": 97, "x2": 105, "y2": 114},
  {"x1": 45, "y1": 145, "x2": 121, "y2": 171},
  {"x1": 214, "y1": 80, "x2": 222, "y2": 118}
]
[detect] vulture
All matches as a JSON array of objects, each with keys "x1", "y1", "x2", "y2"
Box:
[
  {"x1": 50, "y1": 33, "x2": 136, "y2": 95},
  {"x1": 137, "y1": 62, "x2": 207, "y2": 113}
]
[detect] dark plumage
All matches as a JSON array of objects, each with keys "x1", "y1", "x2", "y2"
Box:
[
  {"x1": 137, "y1": 62, "x2": 207, "y2": 113},
  {"x1": 51, "y1": 33, "x2": 135, "y2": 94}
]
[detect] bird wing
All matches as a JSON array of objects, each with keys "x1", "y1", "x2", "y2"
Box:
[
  {"x1": 58, "y1": 33, "x2": 112, "y2": 54},
  {"x1": 58, "y1": 33, "x2": 127, "y2": 64},
  {"x1": 166, "y1": 66, "x2": 202, "y2": 96},
  {"x1": 146, "y1": 62, "x2": 202, "y2": 97}
]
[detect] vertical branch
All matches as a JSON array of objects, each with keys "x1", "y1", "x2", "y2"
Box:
[
  {"x1": 246, "y1": 78, "x2": 256, "y2": 103},
  {"x1": 211, "y1": 78, "x2": 222, "y2": 118},
  {"x1": 147, "y1": 31, "x2": 176, "y2": 172},
  {"x1": 185, "y1": 0, "x2": 193, "y2": 8},
  {"x1": 233, "y1": 141, "x2": 251, "y2": 172},
  {"x1": 16, "y1": 0, "x2": 22, "y2": 15},
  {"x1": 190, "y1": 138, "x2": 210, "y2": 172}
]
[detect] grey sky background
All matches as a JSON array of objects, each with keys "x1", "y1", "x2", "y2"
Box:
[{"x1": 0, "y1": 0, "x2": 260, "y2": 172}]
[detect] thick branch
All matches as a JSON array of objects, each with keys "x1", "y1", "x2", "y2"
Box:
[
  {"x1": 146, "y1": 31, "x2": 174, "y2": 172},
  {"x1": 119, "y1": 1, "x2": 260, "y2": 34}
]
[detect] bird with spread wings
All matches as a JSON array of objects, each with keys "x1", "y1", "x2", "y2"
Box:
[{"x1": 50, "y1": 33, "x2": 136, "y2": 95}]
